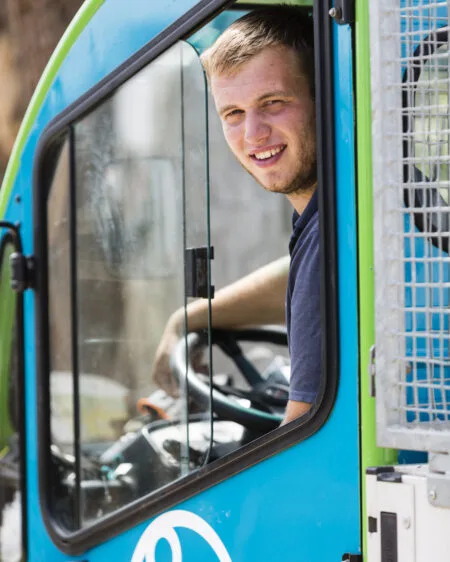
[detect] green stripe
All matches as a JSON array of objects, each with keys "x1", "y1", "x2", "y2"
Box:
[
  {"x1": 355, "y1": 0, "x2": 397, "y2": 558},
  {"x1": 0, "y1": 0, "x2": 104, "y2": 218},
  {"x1": 0, "y1": 242, "x2": 16, "y2": 448}
]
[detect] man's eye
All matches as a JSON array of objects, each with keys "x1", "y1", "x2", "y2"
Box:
[
  {"x1": 264, "y1": 99, "x2": 284, "y2": 108},
  {"x1": 224, "y1": 109, "x2": 244, "y2": 122}
]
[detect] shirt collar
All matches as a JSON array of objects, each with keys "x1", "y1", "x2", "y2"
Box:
[
  {"x1": 289, "y1": 190, "x2": 318, "y2": 253},
  {"x1": 292, "y1": 189, "x2": 318, "y2": 231}
]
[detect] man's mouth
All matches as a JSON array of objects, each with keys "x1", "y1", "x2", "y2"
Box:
[{"x1": 249, "y1": 145, "x2": 286, "y2": 166}]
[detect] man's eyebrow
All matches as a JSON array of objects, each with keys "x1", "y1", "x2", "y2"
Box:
[
  {"x1": 218, "y1": 91, "x2": 291, "y2": 116},
  {"x1": 257, "y1": 91, "x2": 291, "y2": 102}
]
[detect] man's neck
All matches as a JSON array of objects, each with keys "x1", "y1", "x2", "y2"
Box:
[{"x1": 286, "y1": 184, "x2": 317, "y2": 215}]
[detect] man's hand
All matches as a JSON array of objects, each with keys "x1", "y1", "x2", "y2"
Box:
[
  {"x1": 151, "y1": 256, "x2": 288, "y2": 396},
  {"x1": 151, "y1": 309, "x2": 184, "y2": 398}
]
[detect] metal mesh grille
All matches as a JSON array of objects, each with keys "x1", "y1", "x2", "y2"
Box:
[{"x1": 370, "y1": 0, "x2": 450, "y2": 451}]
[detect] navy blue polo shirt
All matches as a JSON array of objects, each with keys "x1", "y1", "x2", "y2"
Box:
[{"x1": 286, "y1": 190, "x2": 321, "y2": 403}]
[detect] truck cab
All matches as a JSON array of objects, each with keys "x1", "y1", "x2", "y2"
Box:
[{"x1": 0, "y1": 0, "x2": 449, "y2": 561}]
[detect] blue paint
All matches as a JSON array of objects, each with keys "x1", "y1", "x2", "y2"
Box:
[{"x1": 3, "y1": 3, "x2": 361, "y2": 560}]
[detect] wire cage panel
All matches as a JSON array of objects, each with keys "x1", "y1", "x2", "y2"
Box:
[{"x1": 370, "y1": 0, "x2": 450, "y2": 452}]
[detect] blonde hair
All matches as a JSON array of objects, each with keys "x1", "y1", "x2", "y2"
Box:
[{"x1": 200, "y1": 5, "x2": 314, "y2": 97}]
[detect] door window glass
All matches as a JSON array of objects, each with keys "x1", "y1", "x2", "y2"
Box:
[{"x1": 47, "y1": 41, "x2": 212, "y2": 530}]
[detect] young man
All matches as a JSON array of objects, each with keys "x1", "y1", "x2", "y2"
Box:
[{"x1": 151, "y1": 6, "x2": 319, "y2": 425}]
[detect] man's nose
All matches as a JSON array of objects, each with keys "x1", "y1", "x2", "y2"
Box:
[{"x1": 244, "y1": 111, "x2": 270, "y2": 145}]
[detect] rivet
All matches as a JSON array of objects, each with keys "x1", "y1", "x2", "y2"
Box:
[{"x1": 329, "y1": 7, "x2": 342, "y2": 19}]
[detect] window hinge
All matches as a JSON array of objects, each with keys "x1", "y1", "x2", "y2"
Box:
[
  {"x1": 10, "y1": 253, "x2": 36, "y2": 293},
  {"x1": 329, "y1": 0, "x2": 355, "y2": 25},
  {"x1": 0, "y1": 221, "x2": 34, "y2": 293},
  {"x1": 185, "y1": 246, "x2": 214, "y2": 299},
  {"x1": 342, "y1": 554, "x2": 362, "y2": 562},
  {"x1": 368, "y1": 344, "x2": 376, "y2": 397}
]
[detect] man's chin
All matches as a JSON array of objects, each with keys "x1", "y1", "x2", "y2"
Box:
[
  {"x1": 260, "y1": 179, "x2": 298, "y2": 195},
  {"x1": 263, "y1": 169, "x2": 317, "y2": 195},
  {"x1": 249, "y1": 171, "x2": 289, "y2": 194},
  {"x1": 262, "y1": 183, "x2": 290, "y2": 194},
  {"x1": 244, "y1": 164, "x2": 315, "y2": 194},
  {"x1": 262, "y1": 179, "x2": 316, "y2": 196}
]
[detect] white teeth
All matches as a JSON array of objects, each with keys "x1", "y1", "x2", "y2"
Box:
[{"x1": 253, "y1": 146, "x2": 283, "y2": 160}]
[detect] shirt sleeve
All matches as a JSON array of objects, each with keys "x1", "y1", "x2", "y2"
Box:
[{"x1": 288, "y1": 224, "x2": 321, "y2": 403}]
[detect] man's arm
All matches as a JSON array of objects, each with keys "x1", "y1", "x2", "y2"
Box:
[
  {"x1": 284, "y1": 223, "x2": 321, "y2": 423},
  {"x1": 282, "y1": 400, "x2": 312, "y2": 425},
  {"x1": 151, "y1": 256, "x2": 289, "y2": 395}
]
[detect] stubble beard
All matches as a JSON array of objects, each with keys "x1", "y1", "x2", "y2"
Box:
[
  {"x1": 275, "y1": 155, "x2": 317, "y2": 195},
  {"x1": 243, "y1": 131, "x2": 317, "y2": 196}
]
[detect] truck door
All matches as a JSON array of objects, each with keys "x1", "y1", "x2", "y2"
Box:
[{"x1": 3, "y1": 1, "x2": 361, "y2": 560}]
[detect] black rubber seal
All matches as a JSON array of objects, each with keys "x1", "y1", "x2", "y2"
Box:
[
  {"x1": 377, "y1": 471, "x2": 402, "y2": 483},
  {"x1": 366, "y1": 465, "x2": 395, "y2": 475}
]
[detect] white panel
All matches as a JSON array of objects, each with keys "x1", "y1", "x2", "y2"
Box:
[
  {"x1": 403, "y1": 472, "x2": 450, "y2": 561},
  {"x1": 367, "y1": 467, "x2": 450, "y2": 562},
  {"x1": 366, "y1": 474, "x2": 416, "y2": 562}
]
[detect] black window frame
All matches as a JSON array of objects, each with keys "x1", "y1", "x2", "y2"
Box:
[{"x1": 33, "y1": 0, "x2": 338, "y2": 554}]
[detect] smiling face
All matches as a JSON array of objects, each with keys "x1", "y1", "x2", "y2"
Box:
[{"x1": 211, "y1": 46, "x2": 316, "y2": 196}]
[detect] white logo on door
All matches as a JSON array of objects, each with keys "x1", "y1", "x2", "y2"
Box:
[{"x1": 131, "y1": 509, "x2": 232, "y2": 562}]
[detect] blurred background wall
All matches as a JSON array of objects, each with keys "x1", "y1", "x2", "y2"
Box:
[{"x1": 0, "y1": 0, "x2": 83, "y2": 183}]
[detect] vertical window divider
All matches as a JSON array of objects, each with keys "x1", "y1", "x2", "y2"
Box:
[
  {"x1": 69, "y1": 125, "x2": 81, "y2": 529},
  {"x1": 204, "y1": 74, "x2": 214, "y2": 468},
  {"x1": 180, "y1": 46, "x2": 190, "y2": 477}
]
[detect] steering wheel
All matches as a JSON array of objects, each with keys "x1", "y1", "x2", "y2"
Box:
[{"x1": 170, "y1": 327, "x2": 289, "y2": 432}]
